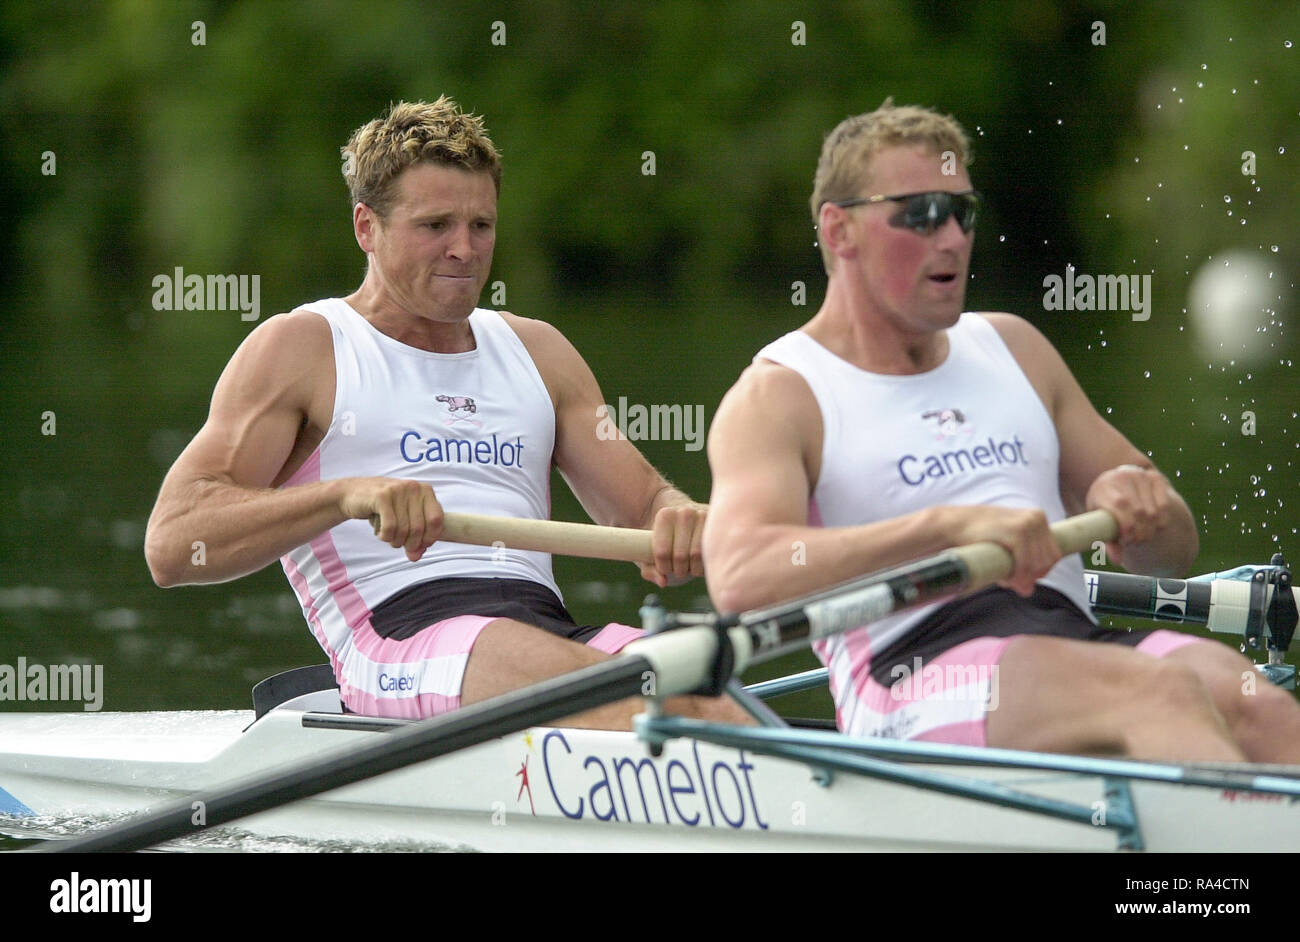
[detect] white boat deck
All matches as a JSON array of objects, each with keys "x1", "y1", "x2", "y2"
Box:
[{"x1": 1, "y1": 710, "x2": 252, "y2": 763}]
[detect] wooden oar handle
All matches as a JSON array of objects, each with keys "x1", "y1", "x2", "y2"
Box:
[
  {"x1": 951, "y1": 509, "x2": 1119, "y2": 587},
  {"x1": 369, "y1": 511, "x2": 655, "y2": 564},
  {"x1": 444, "y1": 512, "x2": 655, "y2": 563},
  {"x1": 366, "y1": 507, "x2": 1117, "y2": 577}
]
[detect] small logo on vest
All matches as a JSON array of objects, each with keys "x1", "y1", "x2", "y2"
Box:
[
  {"x1": 921, "y1": 408, "x2": 969, "y2": 439},
  {"x1": 436, "y1": 394, "x2": 483, "y2": 428}
]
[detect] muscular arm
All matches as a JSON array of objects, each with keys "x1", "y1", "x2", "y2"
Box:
[
  {"x1": 145, "y1": 311, "x2": 440, "y2": 586},
  {"x1": 985, "y1": 313, "x2": 1199, "y2": 576},
  {"x1": 503, "y1": 312, "x2": 705, "y2": 583},
  {"x1": 703, "y1": 363, "x2": 1060, "y2": 614}
]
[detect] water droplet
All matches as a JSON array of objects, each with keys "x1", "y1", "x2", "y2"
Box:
[
  {"x1": 1287, "y1": 40, "x2": 1294, "y2": 48},
  {"x1": 999, "y1": 235, "x2": 1006, "y2": 242},
  {"x1": 1281, "y1": 147, "x2": 1287, "y2": 155},
  {"x1": 1224, "y1": 195, "x2": 1231, "y2": 203},
  {"x1": 1143, "y1": 370, "x2": 1150, "y2": 378},
  {"x1": 1105, "y1": 407, "x2": 1113, "y2": 414},
  {"x1": 1271, "y1": 245, "x2": 1280, "y2": 252}
]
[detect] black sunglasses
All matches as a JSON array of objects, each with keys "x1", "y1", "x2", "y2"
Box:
[{"x1": 827, "y1": 190, "x2": 981, "y2": 235}]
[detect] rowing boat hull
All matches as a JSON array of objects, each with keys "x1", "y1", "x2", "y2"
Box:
[{"x1": 0, "y1": 708, "x2": 1295, "y2": 851}]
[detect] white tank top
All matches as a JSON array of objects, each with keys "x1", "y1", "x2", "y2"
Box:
[
  {"x1": 278, "y1": 299, "x2": 561, "y2": 645},
  {"x1": 755, "y1": 313, "x2": 1093, "y2": 662}
]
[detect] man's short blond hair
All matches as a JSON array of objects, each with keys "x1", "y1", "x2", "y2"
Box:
[
  {"x1": 342, "y1": 97, "x2": 502, "y2": 220},
  {"x1": 811, "y1": 98, "x2": 972, "y2": 273}
]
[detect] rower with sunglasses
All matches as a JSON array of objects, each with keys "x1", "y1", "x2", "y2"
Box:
[{"x1": 702, "y1": 99, "x2": 1300, "y2": 764}]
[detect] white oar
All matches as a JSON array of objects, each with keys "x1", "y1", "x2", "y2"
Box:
[{"x1": 38, "y1": 509, "x2": 1115, "y2": 853}]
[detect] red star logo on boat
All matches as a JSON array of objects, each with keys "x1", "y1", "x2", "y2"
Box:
[{"x1": 516, "y1": 755, "x2": 536, "y2": 815}]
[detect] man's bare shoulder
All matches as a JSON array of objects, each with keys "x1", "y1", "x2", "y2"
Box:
[
  {"x1": 975, "y1": 311, "x2": 1076, "y2": 420},
  {"x1": 495, "y1": 310, "x2": 592, "y2": 408},
  {"x1": 223, "y1": 308, "x2": 330, "y2": 374},
  {"x1": 719, "y1": 359, "x2": 819, "y2": 424},
  {"x1": 496, "y1": 309, "x2": 574, "y2": 357},
  {"x1": 212, "y1": 308, "x2": 334, "y2": 414},
  {"x1": 975, "y1": 311, "x2": 1059, "y2": 359},
  {"x1": 712, "y1": 358, "x2": 822, "y2": 473},
  {"x1": 245, "y1": 307, "x2": 333, "y2": 350}
]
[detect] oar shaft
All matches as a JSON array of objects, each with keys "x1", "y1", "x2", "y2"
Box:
[
  {"x1": 724, "y1": 510, "x2": 1118, "y2": 664},
  {"x1": 1087, "y1": 569, "x2": 1298, "y2": 646}
]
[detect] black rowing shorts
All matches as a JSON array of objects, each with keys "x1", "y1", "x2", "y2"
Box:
[
  {"x1": 369, "y1": 576, "x2": 610, "y2": 644},
  {"x1": 868, "y1": 584, "x2": 1159, "y2": 688}
]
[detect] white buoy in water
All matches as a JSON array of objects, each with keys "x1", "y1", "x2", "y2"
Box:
[{"x1": 1187, "y1": 250, "x2": 1286, "y2": 366}]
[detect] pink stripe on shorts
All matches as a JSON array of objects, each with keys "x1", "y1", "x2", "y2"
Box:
[
  {"x1": 849, "y1": 636, "x2": 1012, "y2": 747},
  {"x1": 1134, "y1": 628, "x2": 1208, "y2": 658},
  {"x1": 850, "y1": 629, "x2": 1214, "y2": 748},
  {"x1": 342, "y1": 615, "x2": 644, "y2": 719}
]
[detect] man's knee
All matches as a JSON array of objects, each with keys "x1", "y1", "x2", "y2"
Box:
[
  {"x1": 1071, "y1": 656, "x2": 1236, "y2": 759},
  {"x1": 1231, "y1": 675, "x2": 1300, "y2": 730},
  {"x1": 1128, "y1": 657, "x2": 1217, "y2": 712},
  {"x1": 1166, "y1": 642, "x2": 1288, "y2": 726}
]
